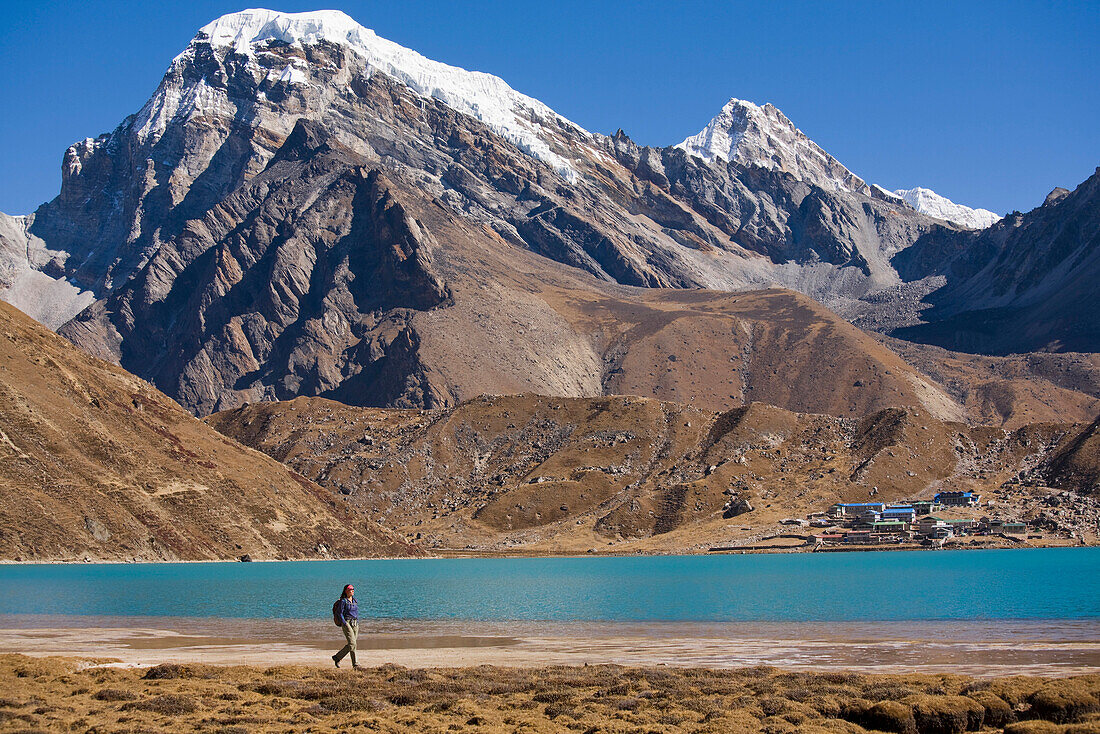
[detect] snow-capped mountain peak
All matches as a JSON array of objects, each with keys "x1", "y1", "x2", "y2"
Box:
[
  {"x1": 190, "y1": 9, "x2": 589, "y2": 180},
  {"x1": 891, "y1": 187, "x2": 1000, "y2": 229},
  {"x1": 675, "y1": 98, "x2": 870, "y2": 196},
  {"x1": 678, "y1": 97, "x2": 999, "y2": 229}
]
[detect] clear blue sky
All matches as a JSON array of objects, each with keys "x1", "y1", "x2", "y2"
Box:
[{"x1": 1, "y1": 0, "x2": 1097, "y2": 216}]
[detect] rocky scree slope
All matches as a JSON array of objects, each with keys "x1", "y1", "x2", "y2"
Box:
[
  {"x1": 0, "y1": 300, "x2": 413, "y2": 562},
  {"x1": 206, "y1": 393, "x2": 1099, "y2": 554}
]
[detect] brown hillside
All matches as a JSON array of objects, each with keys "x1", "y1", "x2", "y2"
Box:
[
  {"x1": 0, "y1": 301, "x2": 414, "y2": 562},
  {"x1": 207, "y1": 394, "x2": 1098, "y2": 554},
  {"x1": 882, "y1": 335, "x2": 1100, "y2": 428}
]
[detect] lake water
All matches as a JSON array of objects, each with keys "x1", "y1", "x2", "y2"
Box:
[
  {"x1": 1, "y1": 549, "x2": 1097, "y2": 673},
  {"x1": 0, "y1": 548, "x2": 1097, "y2": 621}
]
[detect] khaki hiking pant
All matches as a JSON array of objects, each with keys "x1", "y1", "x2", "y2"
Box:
[{"x1": 335, "y1": 620, "x2": 358, "y2": 665}]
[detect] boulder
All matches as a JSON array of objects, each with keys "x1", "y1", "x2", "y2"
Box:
[{"x1": 723, "y1": 497, "x2": 754, "y2": 519}]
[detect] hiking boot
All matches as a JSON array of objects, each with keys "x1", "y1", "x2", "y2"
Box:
[{"x1": 332, "y1": 655, "x2": 340, "y2": 668}]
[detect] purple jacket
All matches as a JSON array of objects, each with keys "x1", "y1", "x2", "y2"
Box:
[{"x1": 337, "y1": 596, "x2": 358, "y2": 623}]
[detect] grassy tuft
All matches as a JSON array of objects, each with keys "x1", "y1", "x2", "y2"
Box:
[
  {"x1": 141, "y1": 663, "x2": 211, "y2": 680},
  {"x1": 93, "y1": 688, "x2": 138, "y2": 702},
  {"x1": 1029, "y1": 681, "x2": 1100, "y2": 724},
  {"x1": 121, "y1": 693, "x2": 200, "y2": 715},
  {"x1": 967, "y1": 690, "x2": 1016, "y2": 728},
  {"x1": 318, "y1": 694, "x2": 385, "y2": 713},
  {"x1": 901, "y1": 693, "x2": 984, "y2": 734}
]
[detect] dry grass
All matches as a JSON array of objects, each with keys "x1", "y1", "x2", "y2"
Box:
[{"x1": 0, "y1": 655, "x2": 1098, "y2": 733}]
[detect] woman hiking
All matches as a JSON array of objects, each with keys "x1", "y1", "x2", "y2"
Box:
[{"x1": 332, "y1": 583, "x2": 360, "y2": 669}]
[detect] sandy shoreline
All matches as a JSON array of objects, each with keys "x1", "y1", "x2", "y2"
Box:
[{"x1": 2, "y1": 616, "x2": 1098, "y2": 677}]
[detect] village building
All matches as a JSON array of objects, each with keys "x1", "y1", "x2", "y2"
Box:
[
  {"x1": 946, "y1": 518, "x2": 977, "y2": 535},
  {"x1": 979, "y1": 517, "x2": 1024, "y2": 535},
  {"x1": 851, "y1": 509, "x2": 883, "y2": 529},
  {"x1": 829, "y1": 502, "x2": 886, "y2": 518},
  {"x1": 871, "y1": 520, "x2": 910, "y2": 537},
  {"x1": 910, "y1": 500, "x2": 942, "y2": 515},
  {"x1": 934, "y1": 491, "x2": 981, "y2": 507},
  {"x1": 882, "y1": 505, "x2": 917, "y2": 523},
  {"x1": 915, "y1": 516, "x2": 953, "y2": 539}
]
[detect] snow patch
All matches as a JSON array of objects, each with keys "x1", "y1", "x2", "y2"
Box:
[
  {"x1": 870, "y1": 184, "x2": 905, "y2": 205},
  {"x1": 277, "y1": 64, "x2": 308, "y2": 86}
]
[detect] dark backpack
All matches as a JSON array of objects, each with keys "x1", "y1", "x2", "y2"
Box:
[{"x1": 332, "y1": 598, "x2": 343, "y2": 627}]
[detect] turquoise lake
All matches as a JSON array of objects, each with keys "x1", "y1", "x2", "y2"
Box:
[{"x1": 1, "y1": 548, "x2": 1097, "y2": 622}]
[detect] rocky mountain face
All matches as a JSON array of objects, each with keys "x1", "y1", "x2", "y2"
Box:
[
  {"x1": 893, "y1": 169, "x2": 1100, "y2": 354},
  {"x1": 15, "y1": 12, "x2": 952, "y2": 307},
  {"x1": 0, "y1": 300, "x2": 414, "y2": 562},
  {"x1": 674, "y1": 98, "x2": 1001, "y2": 230},
  {"x1": 206, "y1": 394, "x2": 1099, "y2": 553},
  {"x1": 0, "y1": 9, "x2": 1094, "y2": 418}
]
